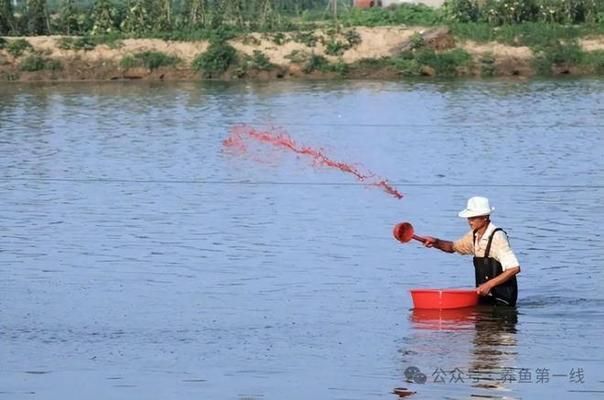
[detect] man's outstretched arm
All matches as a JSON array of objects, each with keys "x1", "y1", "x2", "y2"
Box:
[{"x1": 423, "y1": 237, "x2": 455, "y2": 253}]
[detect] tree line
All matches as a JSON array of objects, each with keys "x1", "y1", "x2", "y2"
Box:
[
  {"x1": 0, "y1": 0, "x2": 335, "y2": 36},
  {"x1": 1, "y1": 0, "x2": 603, "y2": 37}
]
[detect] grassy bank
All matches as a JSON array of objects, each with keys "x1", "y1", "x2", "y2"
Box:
[
  {"x1": 2, "y1": 2, "x2": 604, "y2": 81},
  {"x1": 2, "y1": 27, "x2": 604, "y2": 81}
]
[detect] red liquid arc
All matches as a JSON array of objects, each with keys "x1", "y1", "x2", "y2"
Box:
[{"x1": 224, "y1": 125, "x2": 403, "y2": 200}]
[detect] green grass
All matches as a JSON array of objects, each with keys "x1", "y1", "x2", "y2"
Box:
[
  {"x1": 584, "y1": 50, "x2": 604, "y2": 73},
  {"x1": 340, "y1": 4, "x2": 443, "y2": 27},
  {"x1": 89, "y1": 33, "x2": 124, "y2": 49},
  {"x1": 245, "y1": 50, "x2": 274, "y2": 71},
  {"x1": 303, "y1": 53, "x2": 330, "y2": 73},
  {"x1": 292, "y1": 31, "x2": 318, "y2": 47},
  {"x1": 57, "y1": 36, "x2": 97, "y2": 51},
  {"x1": 532, "y1": 41, "x2": 604, "y2": 75},
  {"x1": 450, "y1": 22, "x2": 604, "y2": 48},
  {"x1": 235, "y1": 50, "x2": 275, "y2": 78},
  {"x1": 1, "y1": 71, "x2": 20, "y2": 81},
  {"x1": 269, "y1": 32, "x2": 288, "y2": 45},
  {"x1": 449, "y1": 22, "x2": 497, "y2": 42},
  {"x1": 344, "y1": 29, "x2": 362, "y2": 47},
  {"x1": 7, "y1": 39, "x2": 33, "y2": 57},
  {"x1": 352, "y1": 57, "x2": 393, "y2": 69},
  {"x1": 284, "y1": 49, "x2": 309, "y2": 64},
  {"x1": 120, "y1": 51, "x2": 181, "y2": 70},
  {"x1": 413, "y1": 48, "x2": 472, "y2": 76},
  {"x1": 324, "y1": 39, "x2": 347, "y2": 56},
  {"x1": 19, "y1": 54, "x2": 62, "y2": 71},
  {"x1": 479, "y1": 53, "x2": 496, "y2": 77},
  {"x1": 393, "y1": 57, "x2": 422, "y2": 76}
]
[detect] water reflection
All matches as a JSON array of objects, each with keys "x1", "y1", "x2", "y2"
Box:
[
  {"x1": 402, "y1": 306, "x2": 519, "y2": 399},
  {"x1": 468, "y1": 307, "x2": 518, "y2": 395}
]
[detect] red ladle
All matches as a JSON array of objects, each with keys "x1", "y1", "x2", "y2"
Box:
[{"x1": 393, "y1": 222, "x2": 427, "y2": 244}]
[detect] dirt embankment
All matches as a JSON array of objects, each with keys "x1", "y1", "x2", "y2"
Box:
[{"x1": 1, "y1": 27, "x2": 603, "y2": 81}]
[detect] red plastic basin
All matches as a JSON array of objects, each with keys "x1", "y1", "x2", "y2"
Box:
[{"x1": 410, "y1": 288, "x2": 478, "y2": 309}]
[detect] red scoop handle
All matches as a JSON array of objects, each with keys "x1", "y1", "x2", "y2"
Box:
[{"x1": 412, "y1": 234, "x2": 427, "y2": 244}]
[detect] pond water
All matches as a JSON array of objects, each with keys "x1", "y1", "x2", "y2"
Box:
[{"x1": 1, "y1": 79, "x2": 603, "y2": 399}]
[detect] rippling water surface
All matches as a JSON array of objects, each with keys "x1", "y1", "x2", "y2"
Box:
[{"x1": 1, "y1": 80, "x2": 603, "y2": 399}]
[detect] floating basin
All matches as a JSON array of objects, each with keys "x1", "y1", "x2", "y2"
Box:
[{"x1": 410, "y1": 288, "x2": 478, "y2": 309}]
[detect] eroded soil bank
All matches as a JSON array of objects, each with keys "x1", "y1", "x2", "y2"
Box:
[{"x1": 1, "y1": 27, "x2": 604, "y2": 81}]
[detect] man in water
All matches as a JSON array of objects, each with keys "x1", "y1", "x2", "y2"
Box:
[{"x1": 423, "y1": 196, "x2": 520, "y2": 306}]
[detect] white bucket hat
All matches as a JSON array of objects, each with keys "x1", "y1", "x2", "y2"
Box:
[{"x1": 458, "y1": 196, "x2": 494, "y2": 218}]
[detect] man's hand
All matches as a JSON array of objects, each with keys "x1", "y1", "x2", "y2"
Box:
[
  {"x1": 423, "y1": 236, "x2": 438, "y2": 248},
  {"x1": 476, "y1": 282, "x2": 493, "y2": 296},
  {"x1": 421, "y1": 237, "x2": 455, "y2": 253}
]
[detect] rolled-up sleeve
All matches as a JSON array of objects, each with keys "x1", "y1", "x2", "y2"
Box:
[
  {"x1": 492, "y1": 231, "x2": 519, "y2": 271},
  {"x1": 452, "y1": 231, "x2": 474, "y2": 255}
]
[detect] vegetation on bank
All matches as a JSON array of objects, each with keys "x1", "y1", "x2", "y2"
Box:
[
  {"x1": 2, "y1": 0, "x2": 604, "y2": 37},
  {"x1": 1, "y1": 1, "x2": 604, "y2": 79}
]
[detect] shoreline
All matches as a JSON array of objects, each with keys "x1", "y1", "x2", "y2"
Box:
[{"x1": 2, "y1": 27, "x2": 604, "y2": 82}]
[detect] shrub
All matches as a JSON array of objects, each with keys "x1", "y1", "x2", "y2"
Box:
[
  {"x1": 120, "y1": 51, "x2": 180, "y2": 70},
  {"x1": 323, "y1": 29, "x2": 362, "y2": 56},
  {"x1": 341, "y1": 3, "x2": 441, "y2": 26},
  {"x1": 92, "y1": 33, "x2": 124, "y2": 49},
  {"x1": 293, "y1": 31, "x2": 318, "y2": 47},
  {"x1": 1, "y1": 71, "x2": 20, "y2": 81},
  {"x1": 343, "y1": 7, "x2": 392, "y2": 27},
  {"x1": 242, "y1": 35, "x2": 261, "y2": 46},
  {"x1": 444, "y1": 0, "x2": 601, "y2": 25},
  {"x1": 390, "y1": 3, "x2": 443, "y2": 25},
  {"x1": 411, "y1": 48, "x2": 472, "y2": 76},
  {"x1": 0, "y1": 37, "x2": 6, "y2": 49},
  {"x1": 410, "y1": 32, "x2": 425, "y2": 50},
  {"x1": 535, "y1": 0, "x2": 600, "y2": 24},
  {"x1": 325, "y1": 39, "x2": 347, "y2": 56},
  {"x1": 533, "y1": 40, "x2": 584, "y2": 74},
  {"x1": 482, "y1": 0, "x2": 537, "y2": 25},
  {"x1": 7, "y1": 39, "x2": 33, "y2": 57},
  {"x1": 303, "y1": 53, "x2": 329, "y2": 73},
  {"x1": 284, "y1": 49, "x2": 310, "y2": 64},
  {"x1": 271, "y1": 32, "x2": 287, "y2": 45},
  {"x1": 243, "y1": 50, "x2": 274, "y2": 71},
  {"x1": 479, "y1": 53, "x2": 496, "y2": 77},
  {"x1": 344, "y1": 29, "x2": 362, "y2": 48},
  {"x1": 443, "y1": 0, "x2": 481, "y2": 22},
  {"x1": 19, "y1": 55, "x2": 62, "y2": 71},
  {"x1": 329, "y1": 60, "x2": 349, "y2": 77},
  {"x1": 353, "y1": 57, "x2": 392, "y2": 69},
  {"x1": 393, "y1": 57, "x2": 422, "y2": 76},
  {"x1": 57, "y1": 36, "x2": 97, "y2": 51},
  {"x1": 192, "y1": 41, "x2": 238, "y2": 77},
  {"x1": 584, "y1": 50, "x2": 604, "y2": 73}
]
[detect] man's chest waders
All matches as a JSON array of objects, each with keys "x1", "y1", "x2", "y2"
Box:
[{"x1": 473, "y1": 228, "x2": 518, "y2": 307}]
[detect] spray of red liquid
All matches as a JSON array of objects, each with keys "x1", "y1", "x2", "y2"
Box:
[{"x1": 224, "y1": 125, "x2": 403, "y2": 200}]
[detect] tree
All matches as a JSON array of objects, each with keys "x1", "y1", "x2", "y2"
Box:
[
  {"x1": 257, "y1": 0, "x2": 277, "y2": 30},
  {"x1": 27, "y1": 0, "x2": 50, "y2": 34},
  {"x1": 210, "y1": 0, "x2": 227, "y2": 29},
  {"x1": 121, "y1": 0, "x2": 153, "y2": 34},
  {"x1": 58, "y1": 0, "x2": 80, "y2": 34},
  {"x1": 92, "y1": 0, "x2": 117, "y2": 34},
  {"x1": 225, "y1": 0, "x2": 245, "y2": 28},
  {"x1": 181, "y1": 0, "x2": 208, "y2": 29},
  {"x1": 0, "y1": 0, "x2": 15, "y2": 34},
  {"x1": 156, "y1": 0, "x2": 172, "y2": 31}
]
